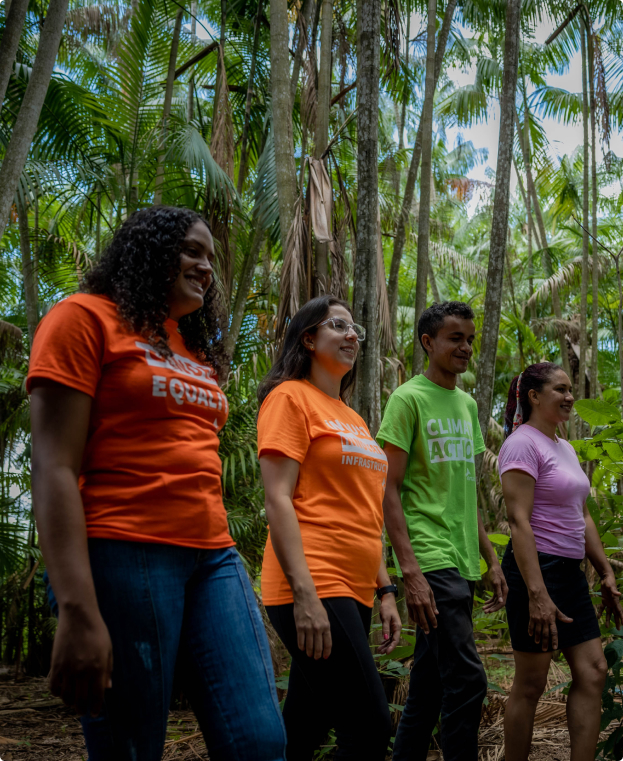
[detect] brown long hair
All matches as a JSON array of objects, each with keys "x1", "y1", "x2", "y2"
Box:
[
  {"x1": 257, "y1": 295, "x2": 357, "y2": 406},
  {"x1": 503, "y1": 362, "x2": 561, "y2": 438}
]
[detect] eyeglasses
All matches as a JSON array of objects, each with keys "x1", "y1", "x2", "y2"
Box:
[{"x1": 318, "y1": 318, "x2": 366, "y2": 342}]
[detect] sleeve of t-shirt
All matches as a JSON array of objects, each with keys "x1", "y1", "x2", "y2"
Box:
[
  {"x1": 257, "y1": 388, "x2": 311, "y2": 463},
  {"x1": 470, "y1": 399, "x2": 486, "y2": 456},
  {"x1": 376, "y1": 391, "x2": 418, "y2": 453},
  {"x1": 498, "y1": 432, "x2": 541, "y2": 480},
  {"x1": 27, "y1": 299, "x2": 105, "y2": 397}
]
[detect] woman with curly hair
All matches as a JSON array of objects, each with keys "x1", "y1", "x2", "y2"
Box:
[
  {"x1": 28, "y1": 206, "x2": 286, "y2": 761},
  {"x1": 498, "y1": 362, "x2": 623, "y2": 761}
]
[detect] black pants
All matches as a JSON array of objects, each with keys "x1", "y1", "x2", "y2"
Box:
[
  {"x1": 392, "y1": 569, "x2": 487, "y2": 761},
  {"x1": 266, "y1": 597, "x2": 391, "y2": 761}
]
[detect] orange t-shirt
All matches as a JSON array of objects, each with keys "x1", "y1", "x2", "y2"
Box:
[
  {"x1": 27, "y1": 293, "x2": 234, "y2": 550},
  {"x1": 258, "y1": 380, "x2": 387, "y2": 607}
]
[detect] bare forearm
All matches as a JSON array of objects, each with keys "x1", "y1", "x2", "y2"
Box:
[
  {"x1": 508, "y1": 519, "x2": 546, "y2": 596},
  {"x1": 585, "y1": 514, "x2": 611, "y2": 577},
  {"x1": 376, "y1": 558, "x2": 392, "y2": 588},
  {"x1": 478, "y1": 512, "x2": 498, "y2": 567},
  {"x1": 383, "y1": 487, "x2": 422, "y2": 577},
  {"x1": 32, "y1": 464, "x2": 99, "y2": 614},
  {"x1": 265, "y1": 497, "x2": 316, "y2": 596}
]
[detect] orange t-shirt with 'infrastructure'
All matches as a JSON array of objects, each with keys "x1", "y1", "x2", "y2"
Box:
[
  {"x1": 258, "y1": 380, "x2": 387, "y2": 607},
  {"x1": 27, "y1": 293, "x2": 234, "y2": 550}
]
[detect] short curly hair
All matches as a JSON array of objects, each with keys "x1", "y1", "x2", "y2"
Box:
[
  {"x1": 82, "y1": 206, "x2": 228, "y2": 371},
  {"x1": 418, "y1": 301, "x2": 475, "y2": 354}
]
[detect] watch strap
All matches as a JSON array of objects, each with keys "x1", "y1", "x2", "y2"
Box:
[{"x1": 376, "y1": 584, "x2": 398, "y2": 601}]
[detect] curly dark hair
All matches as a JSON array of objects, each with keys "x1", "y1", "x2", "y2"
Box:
[
  {"x1": 418, "y1": 301, "x2": 475, "y2": 354},
  {"x1": 257, "y1": 295, "x2": 357, "y2": 406},
  {"x1": 82, "y1": 206, "x2": 228, "y2": 371}
]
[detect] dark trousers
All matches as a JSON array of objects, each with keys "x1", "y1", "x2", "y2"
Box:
[
  {"x1": 392, "y1": 569, "x2": 487, "y2": 761},
  {"x1": 266, "y1": 597, "x2": 391, "y2": 761}
]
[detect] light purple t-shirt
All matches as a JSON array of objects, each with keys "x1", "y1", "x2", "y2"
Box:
[{"x1": 498, "y1": 424, "x2": 590, "y2": 559}]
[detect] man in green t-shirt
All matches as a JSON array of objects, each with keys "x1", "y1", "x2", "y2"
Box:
[{"x1": 377, "y1": 301, "x2": 507, "y2": 761}]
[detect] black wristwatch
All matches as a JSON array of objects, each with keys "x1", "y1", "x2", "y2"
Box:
[{"x1": 376, "y1": 584, "x2": 398, "y2": 601}]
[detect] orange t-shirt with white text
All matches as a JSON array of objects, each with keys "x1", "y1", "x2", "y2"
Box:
[
  {"x1": 27, "y1": 293, "x2": 234, "y2": 550},
  {"x1": 258, "y1": 380, "x2": 387, "y2": 607}
]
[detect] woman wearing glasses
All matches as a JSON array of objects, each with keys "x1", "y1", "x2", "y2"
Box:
[{"x1": 257, "y1": 296, "x2": 400, "y2": 760}]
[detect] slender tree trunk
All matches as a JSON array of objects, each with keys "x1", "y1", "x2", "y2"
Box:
[
  {"x1": 588, "y1": 30, "x2": 599, "y2": 398},
  {"x1": 0, "y1": 0, "x2": 71, "y2": 235},
  {"x1": 474, "y1": 0, "x2": 522, "y2": 443},
  {"x1": 411, "y1": 0, "x2": 437, "y2": 376},
  {"x1": 17, "y1": 196, "x2": 39, "y2": 344},
  {"x1": 578, "y1": 27, "x2": 590, "y2": 405},
  {"x1": 352, "y1": 0, "x2": 381, "y2": 433},
  {"x1": 387, "y1": 0, "x2": 456, "y2": 340},
  {"x1": 290, "y1": 0, "x2": 316, "y2": 105},
  {"x1": 187, "y1": 1, "x2": 197, "y2": 122},
  {"x1": 271, "y1": 0, "x2": 299, "y2": 247},
  {"x1": 314, "y1": 0, "x2": 333, "y2": 293},
  {"x1": 515, "y1": 106, "x2": 573, "y2": 386},
  {"x1": 225, "y1": 226, "x2": 265, "y2": 356},
  {"x1": 154, "y1": 10, "x2": 183, "y2": 205},
  {"x1": 237, "y1": 0, "x2": 263, "y2": 194},
  {"x1": 0, "y1": 0, "x2": 29, "y2": 109}
]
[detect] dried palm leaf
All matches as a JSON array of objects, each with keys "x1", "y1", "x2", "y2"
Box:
[
  {"x1": 210, "y1": 46, "x2": 235, "y2": 181},
  {"x1": 276, "y1": 200, "x2": 307, "y2": 343},
  {"x1": 308, "y1": 158, "x2": 333, "y2": 243},
  {"x1": 301, "y1": 51, "x2": 317, "y2": 133},
  {"x1": 330, "y1": 206, "x2": 350, "y2": 301},
  {"x1": 594, "y1": 33, "x2": 611, "y2": 150},
  {"x1": 382, "y1": 0, "x2": 402, "y2": 82},
  {"x1": 429, "y1": 241, "x2": 487, "y2": 284},
  {"x1": 481, "y1": 446, "x2": 499, "y2": 475},
  {"x1": 525, "y1": 255, "x2": 607, "y2": 310}
]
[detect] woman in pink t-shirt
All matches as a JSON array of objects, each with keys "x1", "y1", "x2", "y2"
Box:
[{"x1": 498, "y1": 362, "x2": 622, "y2": 761}]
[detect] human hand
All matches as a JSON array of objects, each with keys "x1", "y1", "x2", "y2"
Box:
[
  {"x1": 49, "y1": 606, "x2": 113, "y2": 717},
  {"x1": 483, "y1": 563, "x2": 508, "y2": 613},
  {"x1": 403, "y1": 570, "x2": 438, "y2": 634},
  {"x1": 600, "y1": 572, "x2": 623, "y2": 630},
  {"x1": 528, "y1": 591, "x2": 573, "y2": 651},
  {"x1": 293, "y1": 590, "x2": 332, "y2": 659},
  {"x1": 377, "y1": 594, "x2": 402, "y2": 655}
]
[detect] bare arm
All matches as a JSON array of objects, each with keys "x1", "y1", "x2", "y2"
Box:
[
  {"x1": 382, "y1": 443, "x2": 438, "y2": 633},
  {"x1": 30, "y1": 380, "x2": 112, "y2": 716},
  {"x1": 477, "y1": 512, "x2": 508, "y2": 613},
  {"x1": 502, "y1": 469, "x2": 572, "y2": 650},
  {"x1": 583, "y1": 504, "x2": 623, "y2": 629},
  {"x1": 260, "y1": 454, "x2": 332, "y2": 659},
  {"x1": 375, "y1": 558, "x2": 402, "y2": 654}
]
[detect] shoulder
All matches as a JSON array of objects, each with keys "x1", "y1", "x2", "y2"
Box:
[
  {"x1": 457, "y1": 387, "x2": 478, "y2": 411},
  {"x1": 41, "y1": 293, "x2": 117, "y2": 328},
  {"x1": 386, "y1": 379, "x2": 420, "y2": 409},
  {"x1": 499, "y1": 427, "x2": 542, "y2": 464},
  {"x1": 259, "y1": 380, "x2": 308, "y2": 416}
]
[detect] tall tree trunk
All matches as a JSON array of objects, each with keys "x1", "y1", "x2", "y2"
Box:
[
  {"x1": 16, "y1": 196, "x2": 38, "y2": 344},
  {"x1": 387, "y1": 0, "x2": 456, "y2": 341},
  {"x1": 515, "y1": 106, "x2": 573, "y2": 386},
  {"x1": 578, "y1": 26, "x2": 590, "y2": 405},
  {"x1": 474, "y1": 0, "x2": 522, "y2": 443},
  {"x1": 290, "y1": 0, "x2": 316, "y2": 105},
  {"x1": 616, "y1": 256, "x2": 623, "y2": 419},
  {"x1": 187, "y1": 1, "x2": 197, "y2": 122},
  {"x1": 588, "y1": 30, "x2": 599, "y2": 398},
  {"x1": 314, "y1": 0, "x2": 333, "y2": 293},
  {"x1": 352, "y1": 0, "x2": 381, "y2": 433},
  {"x1": 154, "y1": 10, "x2": 183, "y2": 205},
  {"x1": 237, "y1": 0, "x2": 263, "y2": 194},
  {"x1": 0, "y1": 0, "x2": 29, "y2": 109},
  {"x1": 411, "y1": 0, "x2": 437, "y2": 376},
  {"x1": 225, "y1": 226, "x2": 265, "y2": 356},
  {"x1": 0, "y1": 0, "x2": 71, "y2": 235},
  {"x1": 271, "y1": 0, "x2": 299, "y2": 247}
]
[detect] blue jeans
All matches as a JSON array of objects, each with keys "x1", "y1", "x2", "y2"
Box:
[{"x1": 45, "y1": 540, "x2": 286, "y2": 761}]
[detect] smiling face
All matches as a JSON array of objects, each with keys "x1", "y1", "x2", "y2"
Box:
[
  {"x1": 422, "y1": 314, "x2": 475, "y2": 375},
  {"x1": 303, "y1": 305, "x2": 360, "y2": 378},
  {"x1": 528, "y1": 369, "x2": 574, "y2": 426},
  {"x1": 167, "y1": 221, "x2": 215, "y2": 322}
]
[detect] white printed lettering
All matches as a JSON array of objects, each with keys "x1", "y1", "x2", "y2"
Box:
[
  {"x1": 152, "y1": 376, "x2": 167, "y2": 397},
  {"x1": 170, "y1": 379, "x2": 185, "y2": 405}
]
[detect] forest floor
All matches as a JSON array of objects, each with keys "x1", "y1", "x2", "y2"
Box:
[{"x1": 0, "y1": 651, "x2": 589, "y2": 760}]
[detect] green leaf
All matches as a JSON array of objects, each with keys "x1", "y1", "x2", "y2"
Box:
[
  {"x1": 586, "y1": 495, "x2": 600, "y2": 526},
  {"x1": 487, "y1": 533, "x2": 510, "y2": 546},
  {"x1": 480, "y1": 558, "x2": 488, "y2": 576},
  {"x1": 574, "y1": 399, "x2": 622, "y2": 426},
  {"x1": 487, "y1": 681, "x2": 505, "y2": 694}
]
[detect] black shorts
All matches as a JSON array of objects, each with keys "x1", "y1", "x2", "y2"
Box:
[{"x1": 502, "y1": 541, "x2": 600, "y2": 653}]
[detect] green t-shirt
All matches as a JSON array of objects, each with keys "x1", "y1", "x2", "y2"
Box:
[{"x1": 376, "y1": 374, "x2": 485, "y2": 581}]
